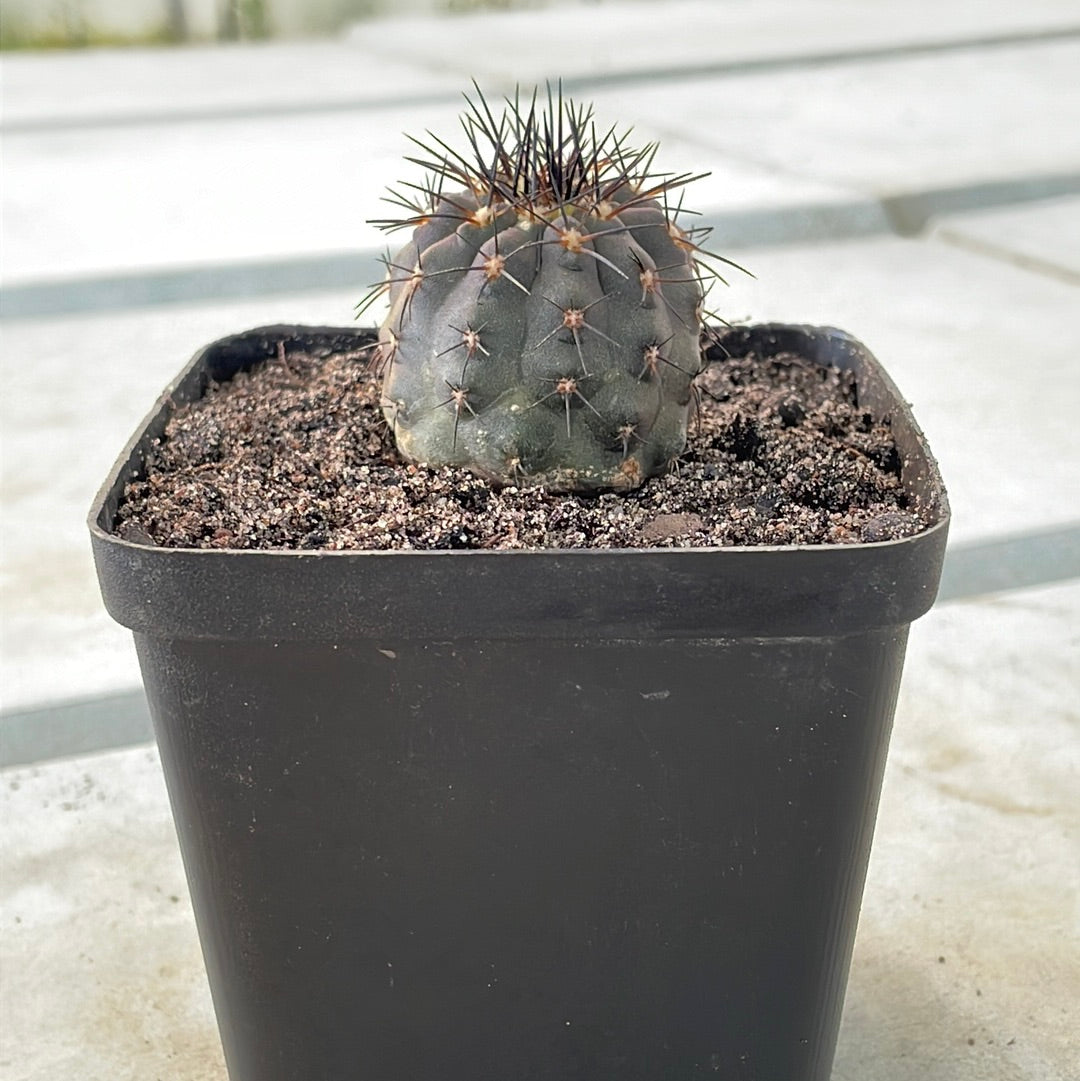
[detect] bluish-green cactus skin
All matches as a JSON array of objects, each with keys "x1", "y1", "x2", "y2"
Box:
[{"x1": 363, "y1": 87, "x2": 724, "y2": 492}]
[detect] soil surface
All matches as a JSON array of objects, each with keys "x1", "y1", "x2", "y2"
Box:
[{"x1": 116, "y1": 338, "x2": 935, "y2": 550}]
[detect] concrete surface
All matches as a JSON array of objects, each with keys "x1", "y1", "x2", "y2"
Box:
[
  {"x1": 0, "y1": 747, "x2": 223, "y2": 1081},
  {"x1": 0, "y1": 42, "x2": 460, "y2": 128},
  {"x1": 1, "y1": 2, "x2": 1078, "y2": 1078},
  {"x1": 833, "y1": 584, "x2": 1080, "y2": 1081}
]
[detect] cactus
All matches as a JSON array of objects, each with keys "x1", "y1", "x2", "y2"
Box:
[{"x1": 360, "y1": 84, "x2": 732, "y2": 492}]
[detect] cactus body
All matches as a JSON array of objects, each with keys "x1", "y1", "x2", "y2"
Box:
[{"x1": 365, "y1": 88, "x2": 722, "y2": 492}]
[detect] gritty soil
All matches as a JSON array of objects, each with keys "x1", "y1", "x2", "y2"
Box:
[{"x1": 115, "y1": 335, "x2": 936, "y2": 551}]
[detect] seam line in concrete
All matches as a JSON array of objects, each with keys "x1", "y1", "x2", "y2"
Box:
[
  {"x1": 3, "y1": 523, "x2": 1079, "y2": 770},
  {"x1": 934, "y1": 228, "x2": 1080, "y2": 286},
  {"x1": 935, "y1": 522, "x2": 1080, "y2": 603},
  {"x1": 1, "y1": 690, "x2": 154, "y2": 771},
  {"x1": 880, "y1": 173, "x2": 1080, "y2": 236},
  {"x1": 3, "y1": 26, "x2": 1077, "y2": 136},
  {"x1": 1, "y1": 250, "x2": 377, "y2": 320}
]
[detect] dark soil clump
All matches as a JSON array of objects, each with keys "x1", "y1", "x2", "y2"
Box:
[{"x1": 116, "y1": 338, "x2": 934, "y2": 550}]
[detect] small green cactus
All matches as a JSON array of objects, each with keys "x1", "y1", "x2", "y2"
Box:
[{"x1": 361, "y1": 84, "x2": 732, "y2": 492}]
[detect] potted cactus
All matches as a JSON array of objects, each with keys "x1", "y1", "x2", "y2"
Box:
[{"x1": 90, "y1": 85, "x2": 948, "y2": 1081}]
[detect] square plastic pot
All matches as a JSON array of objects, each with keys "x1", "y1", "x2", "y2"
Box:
[{"x1": 90, "y1": 323, "x2": 949, "y2": 1081}]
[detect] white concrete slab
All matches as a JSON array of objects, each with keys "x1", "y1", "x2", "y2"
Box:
[
  {"x1": 0, "y1": 41, "x2": 460, "y2": 128},
  {"x1": 3, "y1": 580, "x2": 1077, "y2": 1080},
  {"x1": 588, "y1": 39, "x2": 1080, "y2": 199},
  {"x1": 0, "y1": 746, "x2": 225, "y2": 1081},
  {"x1": 934, "y1": 196, "x2": 1080, "y2": 283},
  {"x1": 355, "y1": 0, "x2": 1080, "y2": 86},
  {"x1": 834, "y1": 581, "x2": 1080, "y2": 1081},
  {"x1": 1, "y1": 102, "x2": 453, "y2": 286}
]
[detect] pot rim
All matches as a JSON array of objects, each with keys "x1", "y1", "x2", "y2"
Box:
[{"x1": 89, "y1": 322, "x2": 950, "y2": 641}]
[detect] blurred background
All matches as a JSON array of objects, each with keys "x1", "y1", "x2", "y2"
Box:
[
  {"x1": 0, "y1": 0, "x2": 537, "y2": 48},
  {"x1": 2, "y1": 3, "x2": 1078, "y2": 1079}
]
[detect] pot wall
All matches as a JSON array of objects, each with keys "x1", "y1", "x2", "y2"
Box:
[{"x1": 139, "y1": 626, "x2": 906, "y2": 1081}]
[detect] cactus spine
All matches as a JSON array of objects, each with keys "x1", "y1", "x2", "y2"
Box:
[{"x1": 361, "y1": 84, "x2": 729, "y2": 492}]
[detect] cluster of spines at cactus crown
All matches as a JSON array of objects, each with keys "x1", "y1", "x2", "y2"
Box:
[{"x1": 359, "y1": 81, "x2": 738, "y2": 325}]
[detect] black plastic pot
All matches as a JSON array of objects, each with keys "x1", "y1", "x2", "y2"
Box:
[{"x1": 90, "y1": 324, "x2": 948, "y2": 1081}]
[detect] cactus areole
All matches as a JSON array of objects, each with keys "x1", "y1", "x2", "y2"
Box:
[{"x1": 361, "y1": 84, "x2": 736, "y2": 492}]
